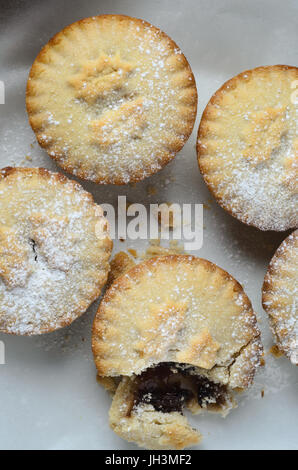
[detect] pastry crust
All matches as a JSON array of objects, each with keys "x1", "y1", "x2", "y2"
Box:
[
  {"x1": 262, "y1": 230, "x2": 298, "y2": 365},
  {"x1": 93, "y1": 255, "x2": 261, "y2": 378},
  {"x1": 109, "y1": 376, "x2": 201, "y2": 450},
  {"x1": 106, "y1": 251, "x2": 135, "y2": 288},
  {"x1": 92, "y1": 255, "x2": 262, "y2": 449},
  {"x1": 0, "y1": 167, "x2": 112, "y2": 335},
  {"x1": 26, "y1": 15, "x2": 197, "y2": 185},
  {"x1": 197, "y1": 65, "x2": 298, "y2": 231}
]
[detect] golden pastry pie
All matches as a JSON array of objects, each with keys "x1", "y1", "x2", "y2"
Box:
[
  {"x1": 0, "y1": 167, "x2": 112, "y2": 335},
  {"x1": 197, "y1": 65, "x2": 298, "y2": 231},
  {"x1": 26, "y1": 15, "x2": 197, "y2": 184},
  {"x1": 263, "y1": 230, "x2": 298, "y2": 365},
  {"x1": 92, "y1": 255, "x2": 262, "y2": 449}
]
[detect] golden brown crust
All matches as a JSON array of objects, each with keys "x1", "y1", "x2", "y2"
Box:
[
  {"x1": 26, "y1": 15, "x2": 197, "y2": 185},
  {"x1": 109, "y1": 376, "x2": 201, "y2": 450},
  {"x1": 92, "y1": 254, "x2": 261, "y2": 384},
  {"x1": 176, "y1": 327, "x2": 221, "y2": 369},
  {"x1": 0, "y1": 167, "x2": 112, "y2": 335},
  {"x1": 96, "y1": 375, "x2": 119, "y2": 395},
  {"x1": 106, "y1": 251, "x2": 136, "y2": 288},
  {"x1": 262, "y1": 230, "x2": 298, "y2": 364},
  {"x1": 94, "y1": 254, "x2": 262, "y2": 449},
  {"x1": 197, "y1": 65, "x2": 298, "y2": 231}
]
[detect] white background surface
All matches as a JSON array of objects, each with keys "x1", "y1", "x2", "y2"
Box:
[{"x1": 0, "y1": 0, "x2": 297, "y2": 450}]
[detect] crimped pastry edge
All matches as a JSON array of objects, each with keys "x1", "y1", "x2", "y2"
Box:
[
  {"x1": 196, "y1": 64, "x2": 298, "y2": 231},
  {"x1": 0, "y1": 166, "x2": 113, "y2": 335},
  {"x1": 26, "y1": 14, "x2": 198, "y2": 185}
]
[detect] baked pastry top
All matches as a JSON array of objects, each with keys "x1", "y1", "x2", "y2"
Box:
[
  {"x1": 92, "y1": 255, "x2": 262, "y2": 449},
  {"x1": 263, "y1": 230, "x2": 298, "y2": 365},
  {"x1": 197, "y1": 65, "x2": 298, "y2": 231},
  {"x1": 0, "y1": 167, "x2": 112, "y2": 335},
  {"x1": 26, "y1": 15, "x2": 197, "y2": 184}
]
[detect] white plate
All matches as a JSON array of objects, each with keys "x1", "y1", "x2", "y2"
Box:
[{"x1": 0, "y1": 0, "x2": 297, "y2": 450}]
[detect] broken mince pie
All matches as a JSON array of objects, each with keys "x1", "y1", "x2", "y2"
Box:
[{"x1": 92, "y1": 255, "x2": 262, "y2": 449}]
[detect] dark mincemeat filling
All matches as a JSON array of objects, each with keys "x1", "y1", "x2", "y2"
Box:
[{"x1": 133, "y1": 362, "x2": 227, "y2": 414}]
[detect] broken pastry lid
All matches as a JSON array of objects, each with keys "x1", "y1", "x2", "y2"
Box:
[
  {"x1": 108, "y1": 361, "x2": 238, "y2": 450},
  {"x1": 93, "y1": 255, "x2": 263, "y2": 449}
]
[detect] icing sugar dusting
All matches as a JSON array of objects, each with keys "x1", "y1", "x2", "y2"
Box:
[
  {"x1": 27, "y1": 16, "x2": 197, "y2": 184},
  {"x1": 228, "y1": 130, "x2": 297, "y2": 230},
  {"x1": 0, "y1": 169, "x2": 111, "y2": 335},
  {"x1": 263, "y1": 230, "x2": 298, "y2": 364},
  {"x1": 198, "y1": 66, "x2": 298, "y2": 231}
]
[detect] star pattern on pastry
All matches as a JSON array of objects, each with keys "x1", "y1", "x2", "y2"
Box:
[
  {"x1": 242, "y1": 107, "x2": 286, "y2": 165},
  {"x1": 68, "y1": 52, "x2": 134, "y2": 104}
]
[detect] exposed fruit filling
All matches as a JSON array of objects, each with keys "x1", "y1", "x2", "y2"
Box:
[{"x1": 132, "y1": 362, "x2": 228, "y2": 414}]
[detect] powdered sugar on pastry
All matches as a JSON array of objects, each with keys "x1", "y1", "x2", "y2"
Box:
[
  {"x1": 263, "y1": 230, "x2": 298, "y2": 365},
  {"x1": 197, "y1": 65, "x2": 298, "y2": 231},
  {"x1": 26, "y1": 15, "x2": 197, "y2": 185},
  {"x1": 0, "y1": 167, "x2": 112, "y2": 335},
  {"x1": 92, "y1": 255, "x2": 262, "y2": 449}
]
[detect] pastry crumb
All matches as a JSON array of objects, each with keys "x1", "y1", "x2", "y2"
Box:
[
  {"x1": 107, "y1": 251, "x2": 136, "y2": 287},
  {"x1": 147, "y1": 185, "x2": 157, "y2": 196},
  {"x1": 140, "y1": 239, "x2": 184, "y2": 260},
  {"x1": 269, "y1": 344, "x2": 284, "y2": 358},
  {"x1": 259, "y1": 356, "x2": 266, "y2": 367},
  {"x1": 128, "y1": 248, "x2": 138, "y2": 258}
]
